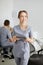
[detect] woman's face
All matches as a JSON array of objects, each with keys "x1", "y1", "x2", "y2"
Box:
[{"x1": 19, "y1": 12, "x2": 28, "y2": 26}]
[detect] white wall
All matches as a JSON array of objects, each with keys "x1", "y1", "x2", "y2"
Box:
[
  {"x1": 0, "y1": 0, "x2": 14, "y2": 27},
  {"x1": 0, "y1": 0, "x2": 43, "y2": 37}
]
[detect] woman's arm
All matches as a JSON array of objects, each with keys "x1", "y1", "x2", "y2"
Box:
[
  {"x1": 12, "y1": 36, "x2": 20, "y2": 42},
  {"x1": 8, "y1": 38, "x2": 14, "y2": 42},
  {"x1": 25, "y1": 37, "x2": 34, "y2": 43}
]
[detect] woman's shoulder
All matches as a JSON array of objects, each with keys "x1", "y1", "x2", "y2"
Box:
[{"x1": 13, "y1": 25, "x2": 19, "y2": 30}]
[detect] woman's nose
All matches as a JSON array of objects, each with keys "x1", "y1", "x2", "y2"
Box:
[{"x1": 23, "y1": 17, "x2": 25, "y2": 21}]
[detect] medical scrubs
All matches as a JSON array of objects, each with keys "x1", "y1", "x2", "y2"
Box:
[
  {"x1": 12, "y1": 25, "x2": 32, "y2": 65},
  {"x1": 1, "y1": 27, "x2": 14, "y2": 47}
]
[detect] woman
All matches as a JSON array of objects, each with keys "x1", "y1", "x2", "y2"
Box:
[{"x1": 12, "y1": 10, "x2": 33, "y2": 65}]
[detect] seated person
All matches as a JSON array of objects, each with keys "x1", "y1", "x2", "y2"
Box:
[{"x1": 1, "y1": 20, "x2": 14, "y2": 57}]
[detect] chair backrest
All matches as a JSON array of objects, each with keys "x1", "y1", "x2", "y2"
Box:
[
  {"x1": 33, "y1": 32, "x2": 40, "y2": 40},
  {"x1": 29, "y1": 43, "x2": 35, "y2": 53}
]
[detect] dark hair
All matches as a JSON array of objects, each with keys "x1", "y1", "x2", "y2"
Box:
[
  {"x1": 18, "y1": 10, "x2": 28, "y2": 18},
  {"x1": 4, "y1": 20, "x2": 10, "y2": 26}
]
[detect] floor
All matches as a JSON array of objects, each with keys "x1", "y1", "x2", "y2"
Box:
[{"x1": 0, "y1": 54, "x2": 16, "y2": 65}]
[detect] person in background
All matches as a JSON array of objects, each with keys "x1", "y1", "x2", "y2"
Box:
[
  {"x1": 12, "y1": 10, "x2": 33, "y2": 65},
  {"x1": 1, "y1": 20, "x2": 14, "y2": 58}
]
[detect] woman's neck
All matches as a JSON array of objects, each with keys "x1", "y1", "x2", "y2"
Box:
[{"x1": 20, "y1": 24, "x2": 28, "y2": 31}]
